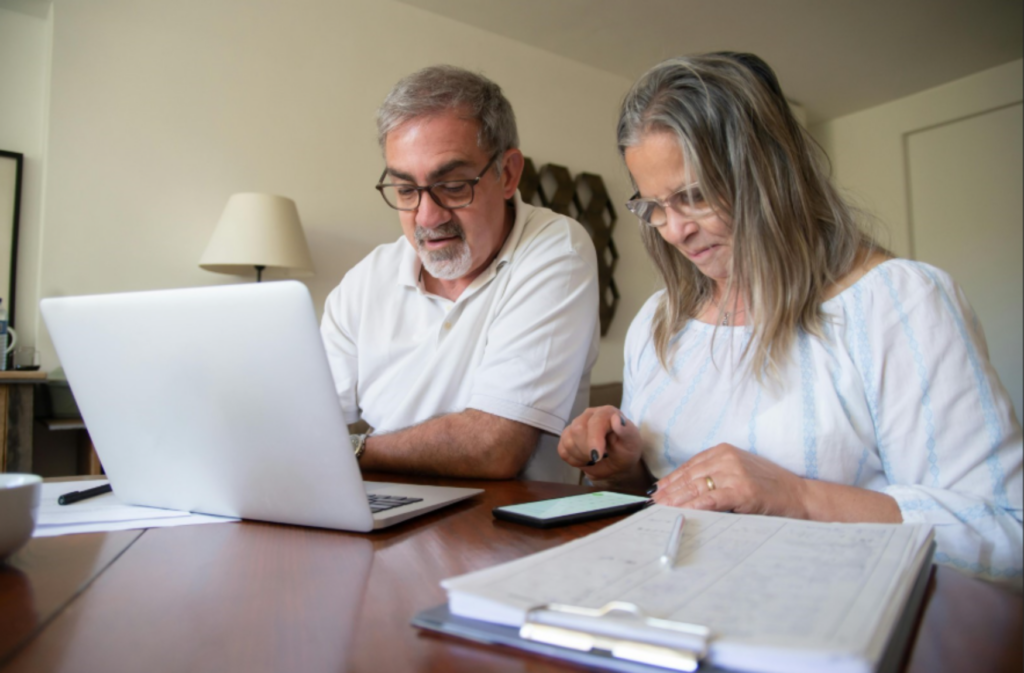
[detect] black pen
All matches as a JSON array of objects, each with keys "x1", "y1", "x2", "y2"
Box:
[{"x1": 58, "y1": 483, "x2": 113, "y2": 506}]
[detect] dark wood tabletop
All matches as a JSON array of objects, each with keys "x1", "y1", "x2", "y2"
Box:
[{"x1": 0, "y1": 474, "x2": 1020, "y2": 673}]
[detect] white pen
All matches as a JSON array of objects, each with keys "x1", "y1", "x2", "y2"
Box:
[{"x1": 660, "y1": 513, "x2": 687, "y2": 568}]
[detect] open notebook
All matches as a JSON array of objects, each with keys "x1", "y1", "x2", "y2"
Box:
[{"x1": 415, "y1": 505, "x2": 934, "y2": 673}]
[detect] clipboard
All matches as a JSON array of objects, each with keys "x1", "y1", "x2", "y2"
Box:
[{"x1": 412, "y1": 541, "x2": 936, "y2": 673}]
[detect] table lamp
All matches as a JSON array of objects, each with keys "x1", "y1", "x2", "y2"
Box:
[{"x1": 199, "y1": 193, "x2": 315, "y2": 282}]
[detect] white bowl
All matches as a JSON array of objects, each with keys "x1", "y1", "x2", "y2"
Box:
[{"x1": 0, "y1": 473, "x2": 42, "y2": 562}]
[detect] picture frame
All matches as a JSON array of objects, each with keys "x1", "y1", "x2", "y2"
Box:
[{"x1": 0, "y1": 150, "x2": 23, "y2": 329}]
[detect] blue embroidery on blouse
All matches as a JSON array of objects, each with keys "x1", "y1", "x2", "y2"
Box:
[
  {"x1": 700, "y1": 392, "x2": 732, "y2": 452},
  {"x1": 622, "y1": 340, "x2": 644, "y2": 414},
  {"x1": 880, "y1": 265, "x2": 940, "y2": 486},
  {"x1": 621, "y1": 384, "x2": 633, "y2": 415},
  {"x1": 821, "y1": 322, "x2": 869, "y2": 483},
  {"x1": 798, "y1": 330, "x2": 819, "y2": 479},
  {"x1": 899, "y1": 498, "x2": 1004, "y2": 526},
  {"x1": 849, "y1": 285, "x2": 894, "y2": 481},
  {"x1": 636, "y1": 324, "x2": 705, "y2": 430},
  {"x1": 917, "y1": 263, "x2": 1011, "y2": 511},
  {"x1": 624, "y1": 300, "x2": 662, "y2": 413},
  {"x1": 662, "y1": 347, "x2": 714, "y2": 467},
  {"x1": 853, "y1": 448, "x2": 871, "y2": 487},
  {"x1": 747, "y1": 386, "x2": 762, "y2": 456},
  {"x1": 954, "y1": 503, "x2": 1006, "y2": 527},
  {"x1": 635, "y1": 314, "x2": 664, "y2": 390},
  {"x1": 970, "y1": 306, "x2": 982, "y2": 340},
  {"x1": 820, "y1": 323, "x2": 855, "y2": 427}
]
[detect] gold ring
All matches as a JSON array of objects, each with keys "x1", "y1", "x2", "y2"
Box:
[{"x1": 705, "y1": 475, "x2": 716, "y2": 491}]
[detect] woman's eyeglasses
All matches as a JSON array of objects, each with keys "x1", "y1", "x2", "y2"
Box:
[{"x1": 625, "y1": 184, "x2": 716, "y2": 226}]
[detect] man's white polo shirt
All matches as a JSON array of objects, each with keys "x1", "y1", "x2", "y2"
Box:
[{"x1": 320, "y1": 192, "x2": 600, "y2": 482}]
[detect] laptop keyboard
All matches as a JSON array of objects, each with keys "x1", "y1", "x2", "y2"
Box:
[{"x1": 367, "y1": 493, "x2": 424, "y2": 514}]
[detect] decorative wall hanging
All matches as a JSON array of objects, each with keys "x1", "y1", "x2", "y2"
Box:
[{"x1": 521, "y1": 157, "x2": 619, "y2": 336}]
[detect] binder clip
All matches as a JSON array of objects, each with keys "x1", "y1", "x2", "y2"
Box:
[{"x1": 519, "y1": 601, "x2": 711, "y2": 672}]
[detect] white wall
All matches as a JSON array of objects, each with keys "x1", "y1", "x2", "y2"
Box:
[
  {"x1": 812, "y1": 59, "x2": 1024, "y2": 420},
  {"x1": 811, "y1": 59, "x2": 1023, "y2": 258},
  {"x1": 0, "y1": 3, "x2": 51, "y2": 341},
  {"x1": 905, "y1": 103, "x2": 1023, "y2": 420},
  {"x1": 17, "y1": 2, "x2": 1021, "y2": 398},
  {"x1": 20, "y1": 0, "x2": 660, "y2": 383}
]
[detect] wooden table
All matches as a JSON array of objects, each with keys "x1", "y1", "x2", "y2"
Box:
[{"x1": 0, "y1": 475, "x2": 1020, "y2": 672}]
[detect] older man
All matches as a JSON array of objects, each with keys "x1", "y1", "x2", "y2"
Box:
[{"x1": 320, "y1": 65, "x2": 599, "y2": 482}]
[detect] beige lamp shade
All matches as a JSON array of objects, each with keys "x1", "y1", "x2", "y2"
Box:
[{"x1": 199, "y1": 193, "x2": 315, "y2": 279}]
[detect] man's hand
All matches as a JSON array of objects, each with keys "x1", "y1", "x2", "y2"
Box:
[{"x1": 358, "y1": 409, "x2": 540, "y2": 480}]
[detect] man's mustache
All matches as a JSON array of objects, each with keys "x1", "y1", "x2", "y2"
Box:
[{"x1": 415, "y1": 222, "x2": 465, "y2": 245}]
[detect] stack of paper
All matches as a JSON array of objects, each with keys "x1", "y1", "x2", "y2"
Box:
[
  {"x1": 434, "y1": 505, "x2": 934, "y2": 673},
  {"x1": 34, "y1": 479, "x2": 238, "y2": 537}
]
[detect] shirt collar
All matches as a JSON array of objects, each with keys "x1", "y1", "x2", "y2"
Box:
[{"x1": 398, "y1": 236, "x2": 421, "y2": 289}]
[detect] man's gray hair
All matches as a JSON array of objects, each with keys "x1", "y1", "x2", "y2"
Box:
[{"x1": 376, "y1": 65, "x2": 519, "y2": 158}]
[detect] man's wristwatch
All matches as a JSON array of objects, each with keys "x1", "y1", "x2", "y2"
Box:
[{"x1": 350, "y1": 433, "x2": 370, "y2": 461}]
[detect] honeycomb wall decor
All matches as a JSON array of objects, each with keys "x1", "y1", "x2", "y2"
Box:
[
  {"x1": 522, "y1": 158, "x2": 619, "y2": 336},
  {"x1": 518, "y1": 157, "x2": 541, "y2": 206},
  {"x1": 537, "y1": 163, "x2": 576, "y2": 217},
  {"x1": 574, "y1": 172, "x2": 619, "y2": 337}
]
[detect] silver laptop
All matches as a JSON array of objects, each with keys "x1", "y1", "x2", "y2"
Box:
[{"x1": 40, "y1": 281, "x2": 482, "y2": 531}]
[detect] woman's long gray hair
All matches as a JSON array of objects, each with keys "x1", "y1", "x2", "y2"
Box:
[{"x1": 617, "y1": 52, "x2": 871, "y2": 379}]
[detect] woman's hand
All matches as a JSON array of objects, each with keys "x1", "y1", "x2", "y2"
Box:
[
  {"x1": 650, "y1": 443, "x2": 810, "y2": 519},
  {"x1": 558, "y1": 406, "x2": 643, "y2": 482}
]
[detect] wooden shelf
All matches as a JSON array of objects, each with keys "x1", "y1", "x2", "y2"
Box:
[{"x1": 0, "y1": 370, "x2": 46, "y2": 383}]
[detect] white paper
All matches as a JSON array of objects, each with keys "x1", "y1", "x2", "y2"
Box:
[
  {"x1": 34, "y1": 480, "x2": 239, "y2": 537},
  {"x1": 444, "y1": 505, "x2": 933, "y2": 673},
  {"x1": 32, "y1": 512, "x2": 238, "y2": 537},
  {"x1": 38, "y1": 479, "x2": 189, "y2": 525}
]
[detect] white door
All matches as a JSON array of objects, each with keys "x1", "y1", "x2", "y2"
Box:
[{"x1": 907, "y1": 102, "x2": 1023, "y2": 422}]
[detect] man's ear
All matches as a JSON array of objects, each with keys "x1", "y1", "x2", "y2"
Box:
[{"x1": 500, "y1": 149, "x2": 525, "y2": 200}]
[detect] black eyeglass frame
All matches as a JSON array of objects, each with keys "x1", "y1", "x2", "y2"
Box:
[{"x1": 375, "y1": 153, "x2": 500, "y2": 211}]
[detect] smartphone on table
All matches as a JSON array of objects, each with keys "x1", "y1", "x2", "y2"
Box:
[{"x1": 492, "y1": 491, "x2": 651, "y2": 528}]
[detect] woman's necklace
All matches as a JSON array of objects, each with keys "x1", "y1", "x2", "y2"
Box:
[{"x1": 716, "y1": 295, "x2": 746, "y2": 326}]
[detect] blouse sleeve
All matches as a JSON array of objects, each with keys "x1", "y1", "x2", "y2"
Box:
[
  {"x1": 858, "y1": 261, "x2": 1022, "y2": 587},
  {"x1": 621, "y1": 292, "x2": 662, "y2": 415}
]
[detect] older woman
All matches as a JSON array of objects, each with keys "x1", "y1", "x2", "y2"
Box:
[{"x1": 559, "y1": 52, "x2": 1022, "y2": 586}]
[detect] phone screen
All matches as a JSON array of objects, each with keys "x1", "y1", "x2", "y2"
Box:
[{"x1": 493, "y1": 491, "x2": 650, "y2": 528}]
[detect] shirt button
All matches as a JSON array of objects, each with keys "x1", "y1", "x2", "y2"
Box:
[{"x1": 443, "y1": 322, "x2": 452, "y2": 330}]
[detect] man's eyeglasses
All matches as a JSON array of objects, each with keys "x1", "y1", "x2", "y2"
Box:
[
  {"x1": 625, "y1": 183, "x2": 716, "y2": 227},
  {"x1": 376, "y1": 154, "x2": 499, "y2": 211}
]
